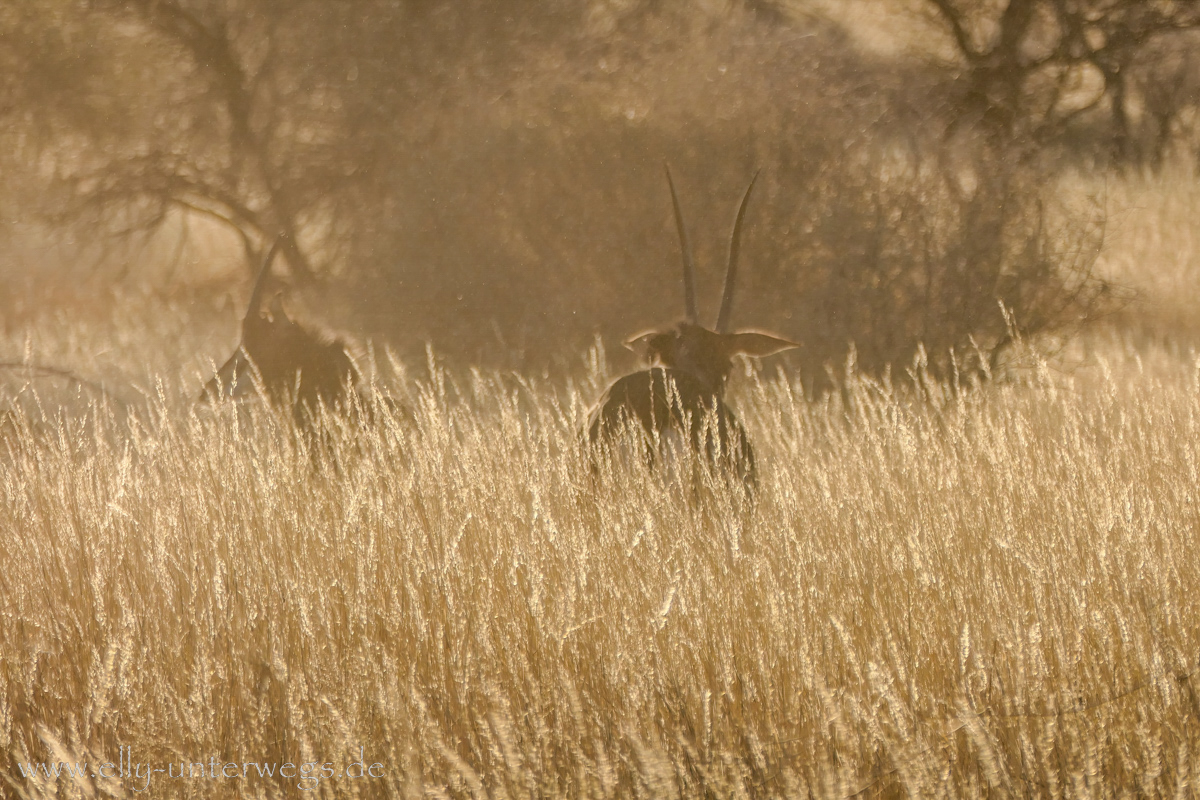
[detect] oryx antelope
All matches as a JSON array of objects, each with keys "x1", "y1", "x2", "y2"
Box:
[
  {"x1": 587, "y1": 165, "x2": 799, "y2": 485},
  {"x1": 200, "y1": 236, "x2": 359, "y2": 421}
]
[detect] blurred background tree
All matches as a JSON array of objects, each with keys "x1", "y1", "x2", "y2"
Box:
[
  {"x1": 0, "y1": 0, "x2": 1194, "y2": 384},
  {"x1": 919, "y1": 0, "x2": 1200, "y2": 164}
]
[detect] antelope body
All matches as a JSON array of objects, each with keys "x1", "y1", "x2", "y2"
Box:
[
  {"x1": 587, "y1": 166, "x2": 798, "y2": 484},
  {"x1": 201, "y1": 237, "x2": 358, "y2": 419},
  {"x1": 588, "y1": 363, "x2": 755, "y2": 479}
]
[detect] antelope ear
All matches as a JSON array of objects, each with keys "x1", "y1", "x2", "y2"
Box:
[
  {"x1": 624, "y1": 330, "x2": 670, "y2": 361},
  {"x1": 725, "y1": 331, "x2": 800, "y2": 358}
]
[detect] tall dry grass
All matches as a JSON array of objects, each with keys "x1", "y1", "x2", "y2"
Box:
[
  {"x1": 2, "y1": 316, "x2": 1200, "y2": 797},
  {"x1": 1, "y1": 165, "x2": 1199, "y2": 798}
]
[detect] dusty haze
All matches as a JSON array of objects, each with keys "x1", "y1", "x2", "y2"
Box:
[{"x1": 4, "y1": 1, "x2": 1200, "y2": 797}]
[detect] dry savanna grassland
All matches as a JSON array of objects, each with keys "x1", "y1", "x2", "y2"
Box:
[
  {"x1": 2, "y1": 166, "x2": 1200, "y2": 799},
  {"x1": 5, "y1": 0, "x2": 1200, "y2": 795}
]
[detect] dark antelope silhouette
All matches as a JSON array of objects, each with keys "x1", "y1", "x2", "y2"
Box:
[
  {"x1": 587, "y1": 165, "x2": 798, "y2": 484},
  {"x1": 201, "y1": 236, "x2": 358, "y2": 420}
]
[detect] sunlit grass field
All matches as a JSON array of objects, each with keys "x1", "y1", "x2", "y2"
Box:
[{"x1": 4, "y1": 170, "x2": 1200, "y2": 798}]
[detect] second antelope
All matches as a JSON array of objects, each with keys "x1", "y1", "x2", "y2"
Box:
[
  {"x1": 200, "y1": 236, "x2": 359, "y2": 423},
  {"x1": 588, "y1": 166, "x2": 798, "y2": 486}
]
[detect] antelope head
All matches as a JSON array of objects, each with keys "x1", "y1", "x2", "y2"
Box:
[
  {"x1": 202, "y1": 236, "x2": 357, "y2": 410},
  {"x1": 624, "y1": 165, "x2": 799, "y2": 393}
]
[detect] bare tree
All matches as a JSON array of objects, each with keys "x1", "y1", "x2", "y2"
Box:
[
  {"x1": 923, "y1": 0, "x2": 1200, "y2": 162},
  {"x1": 0, "y1": 0, "x2": 591, "y2": 280},
  {"x1": 112, "y1": 0, "x2": 315, "y2": 276},
  {"x1": 0, "y1": 1, "x2": 324, "y2": 277}
]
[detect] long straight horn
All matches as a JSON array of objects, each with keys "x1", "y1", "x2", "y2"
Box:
[
  {"x1": 664, "y1": 163, "x2": 699, "y2": 323},
  {"x1": 244, "y1": 234, "x2": 286, "y2": 321},
  {"x1": 715, "y1": 170, "x2": 760, "y2": 333}
]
